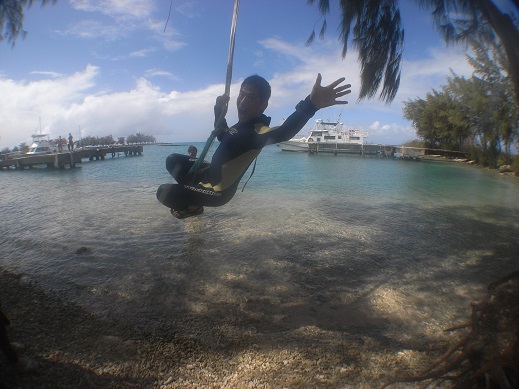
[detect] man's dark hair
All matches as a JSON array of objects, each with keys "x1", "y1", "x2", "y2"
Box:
[
  {"x1": 188, "y1": 145, "x2": 197, "y2": 154},
  {"x1": 242, "y1": 75, "x2": 271, "y2": 102}
]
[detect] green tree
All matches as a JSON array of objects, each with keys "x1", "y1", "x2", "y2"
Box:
[
  {"x1": 403, "y1": 88, "x2": 470, "y2": 150},
  {"x1": 512, "y1": 154, "x2": 519, "y2": 175},
  {"x1": 404, "y1": 36, "x2": 518, "y2": 167},
  {"x1": 446, "y1": 75, "x2": 505, "y2": 167},
  {"x1": 98, "y1": 135, "x2": 115, "y2": 145},
  {"x1": 117, "y1": 136, "x2": 125, "y2": 145},
  {"x1": 308, "y1": 0, "x2": 519, "y2": 106},
  {"x1": 462, "y1": 38, "x2": 519, "y2": 155},
  {"x1": 79, "y1": 135, "x2": 115, "y2": 146},
  {"x1": 127, "y1": 132, "x2": 156, "y2": 144},
  {"x1": 1, "y1": 0, "x2": 56, "y2": 46},
  {"x1": 403, "y1": 139, "x2": 426, "y2": 147},
  {"x1": 444, "y1": 39, "x2": 519, "y2": 165}
]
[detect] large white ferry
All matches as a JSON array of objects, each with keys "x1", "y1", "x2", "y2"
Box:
[{"x1": 278, "y1": 119, "x2": 368, "y2": 152}]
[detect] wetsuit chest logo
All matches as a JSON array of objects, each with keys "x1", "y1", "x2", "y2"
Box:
[{"x1": 228, "y1": 127, "x2": 238, "y2": 135}]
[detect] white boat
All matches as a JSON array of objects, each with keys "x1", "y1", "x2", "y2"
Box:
[
  {"x1": 26, "y1": 134, "x2": 56, "y2": 155},
  {"x1": 278, "y1": 119, "x2": 368, "y2": 152}
]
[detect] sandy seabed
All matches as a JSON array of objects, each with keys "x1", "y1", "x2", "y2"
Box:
[{"x1": 0, "y1": 265, "x2": 474, "y2": 389}]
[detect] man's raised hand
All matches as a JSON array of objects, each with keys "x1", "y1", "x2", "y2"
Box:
[{"x1": 310, "y1": 73, "x2": 351, "y2": 109}]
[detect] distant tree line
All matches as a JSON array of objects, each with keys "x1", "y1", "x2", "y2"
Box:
[
  {"x1": 0, "y1": 132, "x2": 156, "y2": 155},
  {"x1": 79, "y1": 135, "x2": 116, "y2": 147},
  {"x1": 403, "y1": 36, "x2": 519, "y2": 174},
  {"x1": 126, "y1": 132, "x2": 156, "y2": 144},
  {"x1": 78, "y1": 132, "x2": 156, "y2": 146}
]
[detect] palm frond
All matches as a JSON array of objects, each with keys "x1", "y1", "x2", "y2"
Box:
[
  {"x1": 305, "y1": 29, "x2": 316, "y2": 47},
  {"x1": 350, "y1": 0, "x2": 404, "y2": 103},
  {"x1": 319, "y1": 18, "x2": 327, "y2": 39},
  {"x1": 1, "y1": 0, "x2": 56, "y2": 46}
]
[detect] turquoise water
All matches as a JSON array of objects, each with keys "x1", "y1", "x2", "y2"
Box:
[{"x1": 1, "y1": 144, "x2": 518, "y2": 337}]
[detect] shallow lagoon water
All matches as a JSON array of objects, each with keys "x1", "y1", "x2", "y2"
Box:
[{"x1": 1, "y1": 144, "x2": 518, "y2": 342}]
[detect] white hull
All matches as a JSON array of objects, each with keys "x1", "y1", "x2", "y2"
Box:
[
  {"x1": 27, "y1": 133, "x2": 55, "y2": 155},
  {"x1": 278, "y1": 140, "x2": 309, "y2": 152}
]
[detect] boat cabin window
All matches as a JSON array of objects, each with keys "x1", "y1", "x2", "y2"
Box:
[
  {"x1": 324, "y1": 135, "x2": 336, "y2": 140},
  {"x1": 350, "y1": 136, "x2": 360, "y2": 141}
]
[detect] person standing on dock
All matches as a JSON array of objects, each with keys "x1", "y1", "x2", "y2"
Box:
[
  {"x1": 68, "y1": 133, "x2": 74, "y2": 151},
  {"x1": 157, "y1": 73, "x2": 351, "y2": 219}
]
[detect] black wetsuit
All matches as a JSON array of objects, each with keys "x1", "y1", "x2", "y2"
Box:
[{"x1": 156, "y1": 96, "x2": 318, "y2": 211}]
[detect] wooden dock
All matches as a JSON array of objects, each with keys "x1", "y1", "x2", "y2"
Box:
[
  {"x1": 393, "y1": 146, "x2": 468, "y2": 160},
  {"x1": 306, "y1": 143, "x2": 467, "y2": 160},
  {"x1": 0, "y1": 145, "x2": 143, "y2": 170},
  {"x1": 308, "y1": 143, "x2": 395, "y2": 156}
]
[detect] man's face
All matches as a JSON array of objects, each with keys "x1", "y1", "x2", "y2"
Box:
[{"x1": 236, "y1": 84, "x2": 268, "y2": 124}]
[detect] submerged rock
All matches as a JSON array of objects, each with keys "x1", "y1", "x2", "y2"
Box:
[{"x1": 75, "y1": 247, "x2": 91, "y2": 254}]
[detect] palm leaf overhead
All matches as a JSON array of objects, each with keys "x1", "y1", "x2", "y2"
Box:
[
  {"x1": 416, "y1": 0, "x2": 519, "y2": 107},
  {"x1": 308, "y1": 0, "x2": 519, "y2": 108},
  {"x1": 0, "y1": 0, "x2": 56, "y2": 47},
  {"x1": 307, "y1": 0, "x2": 404, "y2": 103}
]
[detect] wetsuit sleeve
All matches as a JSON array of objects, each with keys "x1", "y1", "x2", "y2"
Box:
[
  {"x1": 215, "y1": 118, "x2": 229, "y2": 142},
  {"x1": 263, "y1": 95, "x2": 318, "y2": 145}
]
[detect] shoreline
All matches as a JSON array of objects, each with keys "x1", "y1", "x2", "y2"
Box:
[
  {"x1": 415, "y1": 154, "x2": 519, "y2": 179},
  {"x1": 1, "y1": 267, "x2": 459, "y2": 388}
]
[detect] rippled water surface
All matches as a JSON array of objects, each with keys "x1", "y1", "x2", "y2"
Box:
[{"x1": 1, "y1": 144, "x2": 518, "y2": 336}]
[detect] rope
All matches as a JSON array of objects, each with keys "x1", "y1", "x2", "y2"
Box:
[
  {"x1": 188, "y1": 0, "x2": 240, "y2": 179},
  {"x1": 241, "y1": 157, "x2": 257, "y2": 192},
  {"x1": 164, "y1": 0, "x2": 173, "y2": 33}
]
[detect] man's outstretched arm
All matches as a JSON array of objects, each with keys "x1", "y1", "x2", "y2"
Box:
[{"x1": 265, "y1": 74, "x2": 352, "y2": 144}]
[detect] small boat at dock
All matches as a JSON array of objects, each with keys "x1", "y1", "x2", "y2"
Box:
[{"x1": 26, "y1": 134, "x2": 56, "y2": 155}]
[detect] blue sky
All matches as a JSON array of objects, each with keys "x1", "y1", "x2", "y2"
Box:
[{"x1": 0, "y1": 0, "x2": 477, "y2": 149}]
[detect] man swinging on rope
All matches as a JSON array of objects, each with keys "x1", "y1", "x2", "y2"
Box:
[{"x1": 157, "y1": 73, "x2": 351, "y2": 219}]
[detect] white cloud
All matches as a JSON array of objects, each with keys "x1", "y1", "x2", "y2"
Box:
[
  {"x1": 0, "y1": 65, "x2": 229, "y2": 148},
  {"x1": 367, "y1": 123, "x2": 417, "y2": 145},
  {"x1": 259, "y1": 38, "x2": 309, "y2": 62},
  {"x1": 66, "y1": 0, "x2": 180, "y2": 45},
  {"x1": 0, "y1": 37, "x2": 476, "y2": 149},
  {"x1": 0, "y1": 65, "x2": 97, "y2": 147},
  {"x1": 129, "y1": 48, "x2": 157, "y2": 58},
  {"x1": 398, "y1": 46, "x2": 473, "y2": 100},
  {"x1": 69, "y1": 0, "x2": 155, "y2": 19},
  {"x1": 144, "y1": 68, "x2": 179, "y2": 81},
  {"x1": 369, "y1": 121, "x2": 381, "y2": 130},
  {"x1": 62, "y1": 19, "x2": 127, "y2": 41},
  {"x1": 161, "y1": 39, "x2": 187, "y2": 52},
  {"x1": 30, "y1": 71, "x2": 64, "y2": 78}
]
